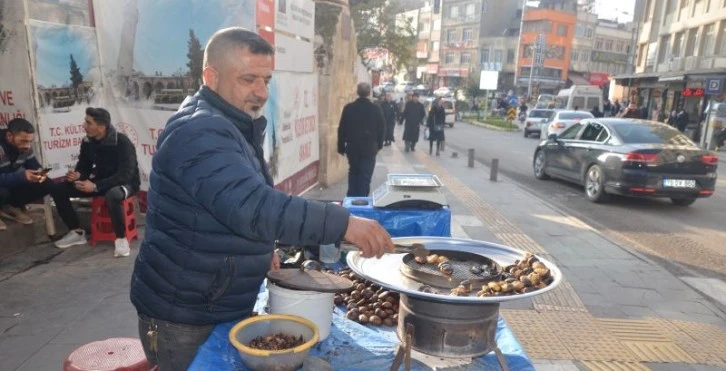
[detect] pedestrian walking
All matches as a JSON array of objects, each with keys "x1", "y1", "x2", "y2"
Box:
[
  {"x1": 402, "y1": 93, "x2": 426, "y2": 152},
  {"x1": 427, "y1": 98, "x2": 446, "y2": 156},
  {"x1": 612, "y1": 100, "x2": 621, "y2": 116},
  {"x1": 337, "y1": 82, "x2": 386, "y2": 197},
  {"x1": 379, "y1": 92, "x2": 397, "y2": 146},
  {"x1": 130, "y1": 28, "x2": 394, "y2": 371}
]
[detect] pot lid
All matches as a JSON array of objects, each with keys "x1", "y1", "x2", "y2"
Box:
[{"x1": 267, "y1": 269, "x2": 354, "y2": 293}]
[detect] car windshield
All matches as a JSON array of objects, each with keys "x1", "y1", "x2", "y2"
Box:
[
  {"x1": 558, "y1": 112, "x2": 592, "y2": 120},
  {"x1": 612, "y1": 124, "x2": 696, "y2": 145},
  {"x1": 529, "y1": 110, "x2": 553, "y2": 119}
]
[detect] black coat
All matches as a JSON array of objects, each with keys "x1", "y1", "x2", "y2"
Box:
[
  {"x1": 427, "y1": 105, "x2": 446, "y2": 142},
  {"x1": 380, "y1": 100, "x2": 398, "y2": 140},
  {"x1": 76, "y1": 126, "x2": 140, "y2": 193},
  {"x1": 338, "y1": 97, "x2": 385, "y2": 157},
  {"x1": 402, "y1": 101, "x2": 426, "y2": 142}
]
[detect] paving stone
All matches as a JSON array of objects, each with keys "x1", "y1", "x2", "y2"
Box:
[
  {"x1": 646, "y1": 363, "x2": 726, "y2": 371},
  {"x1": 462, "y1": 225, "x2": 500, "y2": 244},
  {"x1": 616, "y1": 305, "x2": 659, "y2": 320},
  {"x1": 50, "y1": 295, "x2": 138, "y2": 345},
  {"x1": 14, "y1": 342, "x2": 78, "y2": 371},
  {"x1": 586, "y1": 305, "x2": 628, "y2": 319},
  {"x1": 531, "y1": 359, "x2": 580, "y2": 371}
]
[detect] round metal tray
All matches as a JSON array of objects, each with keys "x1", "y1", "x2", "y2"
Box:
[{"x1": 346, "y1": 237, "x2": 564, "y2": 304}]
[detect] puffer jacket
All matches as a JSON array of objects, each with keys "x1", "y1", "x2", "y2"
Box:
[
  {"x1": 0, "y1": 129, "x2": 41, "y2": 187},
  {"x1": 130, "y1": 86, "x2": 350, "y2": 325}
]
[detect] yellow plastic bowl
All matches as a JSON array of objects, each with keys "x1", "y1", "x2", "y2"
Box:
[{"x1": 229, "y1": 314, "x2": 320, "y2": 371}]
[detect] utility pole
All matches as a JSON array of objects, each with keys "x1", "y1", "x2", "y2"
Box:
[
  {"x1": 527, "y1": 33, "x2": 545, "y2": 100},
  {"x1": 514, "y1": 0, "x2": 528, "y2": 92}
]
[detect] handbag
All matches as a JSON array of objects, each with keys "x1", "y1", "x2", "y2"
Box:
[{"x1": 424, "y1": 127, "x2": 430, "y2": 140}]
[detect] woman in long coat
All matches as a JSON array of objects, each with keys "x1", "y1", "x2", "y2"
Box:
[
  {"x1": 402, "y1": 93, "x2": 426, "y2": 152},
  {"x1": 427, "y1": 98, "x2": 446, "y2": 156}
]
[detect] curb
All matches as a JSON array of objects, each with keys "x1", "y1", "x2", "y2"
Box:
[{"x1": 465, "y1": 120, "x2": 521, "y2": 132}]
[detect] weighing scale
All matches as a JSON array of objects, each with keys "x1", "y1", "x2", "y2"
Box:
[{"x1": 371, "y1": 174, "x2": 447, "y2": 209}]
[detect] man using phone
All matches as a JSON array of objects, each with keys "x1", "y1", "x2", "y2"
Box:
[
  {"x1": 0, "y1": 118, "x2": 51, "y2": 230},
  {"x1": 52, "y1": 107, "x2": 140, "y2": 257}
]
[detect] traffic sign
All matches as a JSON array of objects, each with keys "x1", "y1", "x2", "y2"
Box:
[{"x1": 706, "y1": 78, "x2": 724, "y2": 95}]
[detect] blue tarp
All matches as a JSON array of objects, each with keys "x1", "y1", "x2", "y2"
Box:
[
  {"x1": 189, "y1": 289, "x2": 534, "y2": 371},
  {"x1": 342, "y1": 197, "x2": 451, "y2": 238}
]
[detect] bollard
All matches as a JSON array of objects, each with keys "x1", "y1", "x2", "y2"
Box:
[
  {"x1": 468, "y1": 149, "x2": 475, "y2": 168},
  {"x1": 490, "y1": 158, "x2": 499, "y2": 181}
]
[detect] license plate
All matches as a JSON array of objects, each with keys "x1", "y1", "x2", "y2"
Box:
[{"x1": 663, "y1": 179, "x2": 696, "y2": 188}]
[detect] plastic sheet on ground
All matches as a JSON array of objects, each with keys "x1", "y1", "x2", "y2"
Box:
[
  {"x1": 343, "y1": 197, "x2": 451, "y2": 238},
  {"x1": 189, "y1": 290, "x2": 534, "y2": 371}
]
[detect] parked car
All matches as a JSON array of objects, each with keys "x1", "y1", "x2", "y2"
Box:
[
  {"x1": 546, "y1": 110, "x2": 594, "y2": 137},
  {"x1": 395, "y1": 81, "x2": 415, "y2": 93},
  {"x1": 413, "y1": 84, "x2": 431, "y2": 96},
  {"x1": 441, "y1": 98, "x2": 456, "y2": 127},
  {"x1": 434, "y1": 86, "x2": 453, "y2": 97},
  {"x1": 523, "y1": 109, "x2": 556, "y2": 138},
  {"x1": 532, "y1": 118, "x2": 719, "y2": 206}
]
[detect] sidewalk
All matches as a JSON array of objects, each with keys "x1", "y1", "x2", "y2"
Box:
[{"x1": 1, "y1": 126, "x2": 725, "y2": 370}]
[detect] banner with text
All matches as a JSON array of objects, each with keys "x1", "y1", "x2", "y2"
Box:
[
  {"x1": 0, "y1": 1, "x2": 35, "y2": 130},
  {"x1": 28, "y1": 19, "x2": 101, "y2": 177}
]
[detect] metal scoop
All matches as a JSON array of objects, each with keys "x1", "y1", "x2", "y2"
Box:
[{"x1": 340, "y1": 242, "x2": 430, "y2": 259}]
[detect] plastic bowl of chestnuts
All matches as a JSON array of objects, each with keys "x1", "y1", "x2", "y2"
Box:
[{"x1": 229, "y1": 314, "x2": 320, "y2": 371}]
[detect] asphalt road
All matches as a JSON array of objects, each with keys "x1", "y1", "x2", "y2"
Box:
[{"x1": 444, "y1": 121, "x2": 726, "y2": 281}]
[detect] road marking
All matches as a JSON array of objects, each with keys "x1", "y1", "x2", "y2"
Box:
[
  {"x1": 680, "y1": 277, "x2": 726, "y2": 307},
  {"x1": 531, "y1": 213, "x2": 595, "y2": 231}
]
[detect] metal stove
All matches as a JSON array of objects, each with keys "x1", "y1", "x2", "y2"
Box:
[
  {"x1": 346, "y1": 237, "x2": 563, "y2": 366},
  {"x1": 371, "y1": 174, "x2": 447, "y2": 208}
]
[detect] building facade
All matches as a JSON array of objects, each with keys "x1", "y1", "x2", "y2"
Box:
[
  {"x1": 617, "y1": 0, "x2": 726, "y2": 122},
  {"x1": 517, "y1": 8, "x2": 577, "y2": 94},
  {"x1": 413, "y1": 1, "x2": 443, "y2": 88},
  {"x1": 439, "y1": 0, "x2": 520, "y2": 87}
]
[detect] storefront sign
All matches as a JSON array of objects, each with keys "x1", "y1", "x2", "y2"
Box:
[
  {"x1": 426, "y1": 64, "x2": 438, "y2": 74},
  {"x1": 588, "y1": 72, "x2": 609, "y2": 86},
  {"x1": 0, "y1": 1, "x2": 35, "y2": 131}
]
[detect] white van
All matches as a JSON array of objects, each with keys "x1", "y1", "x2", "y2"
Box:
[{"x1": 555, "y1": 85, "x2": 603, "y2": 112}]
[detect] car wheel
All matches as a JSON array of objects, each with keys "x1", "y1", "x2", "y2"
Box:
[
  {"x1": 585, "y1": 164, "x2": 608, "y2": 203},
  {"x1": 671, "y1": 198, "x2": 696, "y2": 207},
  {"x1": 533, "y1": 150, "x2": 550, "y2": 180}
]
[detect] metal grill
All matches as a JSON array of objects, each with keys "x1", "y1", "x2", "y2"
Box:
[{"x1": 400, "y1": 250, "x2": 501, "y2": 289}]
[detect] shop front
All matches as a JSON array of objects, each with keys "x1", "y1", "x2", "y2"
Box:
[{"x1": 438, "y1": 68, "x2": 469, "y2": 89}]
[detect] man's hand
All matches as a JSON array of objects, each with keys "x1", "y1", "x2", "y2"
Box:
[
  {"x1": 24, "y1": 170, "x2": 43, "y2": 183},
  {"x1": 269, "y1": 251, "x2": 281, "y2": 271},
  {"x1": 66, "y1": 171, "x2": 81, "y2": 182},
  {"x1": 343, "y1": 216, "x2": 395, "y2": 258},
  {"x1": 74, "y1": 180, "x2": 96, "y2": 193}
]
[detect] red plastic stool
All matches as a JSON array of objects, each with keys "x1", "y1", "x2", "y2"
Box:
[
  {"x1": 90, "y1": 196, "x2": 138, "y2": 246},
  {"x1": 63, "y1": 337, "x2": 148, "y2": 371}
]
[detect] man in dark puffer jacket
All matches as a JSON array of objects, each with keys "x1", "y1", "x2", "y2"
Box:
[{"x1": 130, "y1": 28, "x2": 394, "y2": 370}]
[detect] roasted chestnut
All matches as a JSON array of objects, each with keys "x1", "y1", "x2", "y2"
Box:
[
  {"x1": 415, "y1": 255, "x2": 427, "y2": 264},
  {"x1": 419, "y1": 285, "x2": 438, "y2": 294},
  {"x1": 383, "y1": 317, "x2": 395, "y2": 327},
  {"x1": 488, "y1": 282, "x2": 502, "y2": 292},
  {"x1": 369, "y1": 315, "x2": 382, "y2": 326},
  {"x1": 358, "y1": 314, "x2": 369, "y2": 324},
  {"x1": 532, "y1": 261, "x2": 546, "y2": 270},
  {"x1": 528, "y1": 272, "x2": 541, "y2": 286},
  {"x1": 382, "y1": 301, "x2": 393, "y2": 309},
  {"x1": 501, "y1": 283, "x2": 514, "y2": 293},
  {"x1": 426, "y1": 254, "x2": 440, "y2": 264},
  {"x1": 512, "y1": 281, "x2": 525, "y2": 292},
  {"x1": 436, "y1": 255, "x2": 449, "y2": 264},
  {"x1": 459, "y1": 280, "x2": 473, "y2": 293}
]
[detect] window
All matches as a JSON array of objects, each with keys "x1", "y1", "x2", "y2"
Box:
[
  {"x1": 463, "y1": 28, "x2": 473, "y2": 41},
  {"x1": 481, "y1": 49, "x2": 490, "y2": 63},
  {"x1": 637, "y1": 43, "x2": 646, "y2": 65},
  {"x1": 615, "y1": 42, "x2": 624, "y2": 52},
  {"x1": 493, "y1": 49, "x2": 503, "y2": 62},
  {"x1": 580, "y1": 123, "x2": 606, "y2": 141},
  {"x1": 445, "y1": 52, "x2": 455, "y2": 64},
  {"x1": 672, "y1": 32, "x2": 683, "y2": 57},
  {"x1": 604, "y1": 40, "x2": 613, "y2": 51},
  {"x1": 720, "y1": 22, "x2": 726, "y2": 55},
  {"x1": 595, "y1": 38, "x2": 603, "y2": 49},
  {"x1": 482, "y1": 1, "x2": 488, "y2": 13},
  {"x1": 613, "y1": 124, "x2": 694, "y2": 145},
  {"x1": 571, "y1": 49, "x2": 579, "y2": 61},
  {"x1": 586, "y1": 28, "x2": 593, "y2": 38},
  {"x1": 576, "y1": 25, "x2": 585, "y2": 37},
  {"x1": 433, "y1": 19, "x2": 441, "y2": 31},
  {"x1": 643, "y1": 0, "x2": 653, "y2": 20},
  {"x1": 693, "y1": 0, "x2": 703, "y2": 16},
  {"x1": 557, "y1": 25, "x2": 568, "y2": 36},
  {"x1": 703, "y1": 23, "x2": 716, "y2": 56},
  {"x1": 461, "y1": 52, "x2": 471, "y2": 64},
  {"x1": 685, "y1": 27, "x2": 700, "y2": 56},
  {"x1": 450, "y1": 5, "x2": 459, "y2": 18},
  {"x1": 432, "y1": 41, "x2": 440, "y2": 52},
  {"x1": 581, "y1": 50, "x2": 590, "y2": 61},
  {"x1": 421, "y1": 22, "x2": 430, "y2": 33},
  {"x1": 559, "y1": 123, "x2": 584, "y2": 139},
  {"x1": 465, "y1": 3, "x2": 476, "y2": 20},
  {"x1": 446, "y1": 29, "x2": 457, "y2": 42},
  {"x1": 507, "y1": 48, "x2": 515, "y2": 63},
  {"x1": 586, "y1": 97, "x2": 600, "y2": 111},
  {"x1": 658, "y1": 35, "x2": 671, "y2": 62}
]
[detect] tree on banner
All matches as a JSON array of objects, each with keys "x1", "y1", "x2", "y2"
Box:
[
  {"x1": 187, "y1": 29, "x2": 203, "y2": 91},
  {"x1": 70, "y1": 54, "x2": 84, "y2": 99},
  {"x1": 350, "y1": 0, "x2": 416, "y2": 73}
]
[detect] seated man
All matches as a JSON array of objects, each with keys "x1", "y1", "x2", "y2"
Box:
[
  {"x1": 0, "y1": 118, "x2": 52, "y2": 229},
  {"x1": 53, "y1": 107, "x2": 140, "y2": 258}
]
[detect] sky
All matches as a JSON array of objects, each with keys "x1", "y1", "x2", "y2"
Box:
[
  {"x1": 95, "y1": 0, "x2": 255, "y2": 76},
  {"x1": 29, "y1": 21, "x2": 96, "y2": 87},
  {"x1": 594, "y1": 0, "x2": 636, "y2": 22}
]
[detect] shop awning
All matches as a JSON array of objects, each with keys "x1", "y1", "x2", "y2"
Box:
[{"x1": 658, "y1": 75, "x2": 685, "y2": 82}]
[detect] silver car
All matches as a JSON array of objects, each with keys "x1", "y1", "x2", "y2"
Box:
[
  {"x1": 546, "y1": 110, "x2": 594, "y2": 137},
  {"x1": 523, "y1": 109, "x2": 556, "y2": 138}
]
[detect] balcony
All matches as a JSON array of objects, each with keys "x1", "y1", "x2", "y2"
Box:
[
  {"x1": 443, "y1": 40, "x2": 476, "y2": 50},
  {"x1": 443, "y1": 14, "x2": 479, "y2": 25}
]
